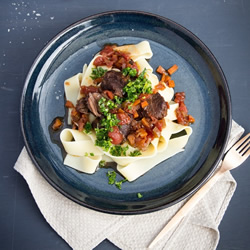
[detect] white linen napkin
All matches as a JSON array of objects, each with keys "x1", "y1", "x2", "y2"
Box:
[{"x1": 14, "y1": 120, "x2": 244, "y2": 250}]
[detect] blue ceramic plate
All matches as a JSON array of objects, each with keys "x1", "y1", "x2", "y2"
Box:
[{"x1": 21, "y1": 11, "x2": 231, "y2": 214}]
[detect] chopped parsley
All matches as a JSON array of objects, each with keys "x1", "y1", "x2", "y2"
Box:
[
  {"x1": 122, "y1": 67, "x2": 137, "y2": 77},
  {"x1": 98, "y1": 97, "x2": 118, "y2": 116},
  {"x1": 107, "y1": 171, "x2": 116, "y2": 185},
  {"x1": 84, "y1": 122, "x2": 92, "y2": 134},
  {"x1": 114, "y1": 95, "x2": 123, "y2": 104},
  {"x1": 90, "y1": 67, "x2": 107, "y2": 80},
  {"x1": 100, "y1": 113, "x2": 120, "y2": 130},
  {"x1": 115, "y1": 179, "x2": 127, "y2": 190},
  {"x1": 95, "y1": 113, "x2": 120, "y2": 150},
  {"x1": 84, "y1": 152, "x2": 94, "y2": 157},
  {"x1": 95, "y1": 98, "x2": 121, "y2": 152},
  {"x1": 95, "y1": 128, "x2": 112, "y2": 151},
  {"x1": 123, "y1": 68, "x2": 152, "y2": 102},
  {"x1": 110, "y1": 145, "x2": 129, "y2": 156},
  {"x1": 127, "y1": 104, "x2": 132, "y2": 110},
  {"x1": 137, "y1": 193, "x2": 143, "y2": 198},
  {"x1": 107, "y1": 170, "x2": 127, "y2": 190},
  {"x1": 129, "y1": 150, "x2": 142, "y2": 157},
  {"x1": 99, "y1": 160, "x2": 106, "y2": 168}
]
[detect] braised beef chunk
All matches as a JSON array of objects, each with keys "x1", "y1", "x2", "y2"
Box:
[
  {"x1": 131, "y1": 119, "x2": 142, "y2": 131},
  {"x1": 144, "y1": 93, "x2": 168, "y2": 120},
  {"x1": 87, "y1": 92, "x2": 102, "y2": 117},
  {"x1": 101, "y1": 70, "x2": 127, "y2": 97},
  {"x1": 76, "y1": 97, "x2": 88, "y2": 114},
  {"x1": 119, "y1": 124, "x2": 131, "y2": 138}
]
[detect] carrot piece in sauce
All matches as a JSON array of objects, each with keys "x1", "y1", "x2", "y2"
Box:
[
  {"x1": 161, "y1": 74, "x2": 166, "y2": 82},
  {"x1": 65, "y1": 100, "x2": 74, "y2": 108},
  {"x1": 166, "y1": 101, "x2": 170, "y2": 109},
  {"x1": 141, "y1": 100, "x2": 149, "y2": 108},
  {"x1": 136, "y1": 128, "x2": 148, "y2": 138},
  {"x1": 52, "y1": 118, "x2": 62, "y2": 131},
  {"x1": 127, "y1": 134, "x2": 135, "y2": 146},
  {"x1": 168, "y1": 79, "x2": 175, "y2": 88},
  {"x1": 133, "y1": 111, "x2": 139, "y2": 118},
  {"x1": 153, "y1": 82, "x2": 166, "y2": 93},
  {"x1": 188, "y1": 115, "x2": 195, "y2": 123},
  {"x1": 164, "y1": 74, "x2": 171, "y2": 83},
  {"x1": 118, "y1": 108, "x2": 124, "y2": 113},
  {"x1": 103, "y1": 90, "x2": 114, "y2": 100},
  {"x1": 141, "y1": 118, "x2": 150, "y2": 128},
  {"x1": 167, "y1": 64, "x2": 178, "y2": 75},
  {"x1": 133, "y1": 99, "x2": 141, "y2": 106},
  {"x1": 156, "y1": 65, "x2": 166, "y2": 74}
]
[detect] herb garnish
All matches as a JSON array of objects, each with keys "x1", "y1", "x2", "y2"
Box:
[
  {"x1": 110, "y1": 145, "x2": 129, "y2": 156},
  {"x1": 122, "y1": 67, "x2": 137, "y2": 77},
  {"x1": 106, "y1": 170, "x2": 127, "y2": 190},
  {"x1": 90, "y1": 67, "x2": 107, "y2": 80},
  {"x1": 100, "y1": 113, "x2": 120, "y2": 130},
  {"x1": 84, "y1": 152, "x2": 95, "y2": 157},
  {"x1": 94, "y1": 68, "x2": 152, "y2": 155},
  {"x1": 84, "y1": 122, "x2": 92, "y2": 134},
  {"x1": 137, "y1": 193, "x2": 143, "y2": 198},
  {"x1": 107, "y1": 171, "x2": 116, "y2": 185},
  {"x1": 95, "y1": 128, "x2": 112, "y2": 151},
  {"x1": 123, "y1": 68, "x2": 152, "y2": 102},
  {"x1": 98, "y1": 97, "x2": 117, "y2": 116},
  {"x1": 115, "y1": 179, "x2": 127, "y2": 190},
  {"x1": 114, "y1": 95, "x2": 123, "y2": 104},
  {"x1": 95, "y1": 97, "x2": 121, "y2": 151},
  {"x1": 99, "y1": 160, "x2": 106, "y2": 168},
  {"x1": 129, "y1": 150, "x2": 142, "y2": 157}
]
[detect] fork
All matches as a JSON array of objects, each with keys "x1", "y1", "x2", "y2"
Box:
[{"x1": 148, "y1": 133, "x2": 250, "y2": 249}]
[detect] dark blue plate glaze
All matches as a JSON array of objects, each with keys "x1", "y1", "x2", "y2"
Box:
[{"x1": 21, "y1": 11, "x2": 231, "y2": 214}]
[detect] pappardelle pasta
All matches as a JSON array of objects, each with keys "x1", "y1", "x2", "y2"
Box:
[{"x1": 58, "y1": 41, "x2": 194, "y2": 182}]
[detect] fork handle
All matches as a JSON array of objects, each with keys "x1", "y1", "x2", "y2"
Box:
[{"x1": 148, "y1": 169, "x2": 225, "y2": 249}]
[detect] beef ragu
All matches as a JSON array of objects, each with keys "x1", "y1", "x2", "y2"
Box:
[
  {"x1": 61, "y1": 44, "x2": 194, "y2": 155},
  {"x1": 101, "y1": 70, "x2": 128, "y2": 97},
  {"x1": 93, "y1": 44, "x2": 138, "y2": 71}
]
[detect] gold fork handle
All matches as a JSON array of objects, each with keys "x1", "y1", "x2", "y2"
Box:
[{"x1": 148, "y1": 169, "x2": 225, "y2": 249}]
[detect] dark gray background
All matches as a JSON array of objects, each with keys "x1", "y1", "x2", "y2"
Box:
[{"x1": 0, "y1": 0, "x2": 249, "y2": 249}]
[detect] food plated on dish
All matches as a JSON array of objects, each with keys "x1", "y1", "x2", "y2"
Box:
[
  {"x1": 21, "y1": 11, "x2": 231, "y2": 213},
  {"x1": 56, "y1": 41, "x2": 194, "y2": 183}
]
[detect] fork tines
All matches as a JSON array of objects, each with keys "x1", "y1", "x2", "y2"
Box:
[{"x1": 235, "y1": 133, "x2": 250, "y2": 156}]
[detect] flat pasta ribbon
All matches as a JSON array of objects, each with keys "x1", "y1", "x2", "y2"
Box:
[
  {"x1": 59, "y1": 41, "x2": 193, "y2": 181},
  {"x1": 60, "y1": 129, "x2": 103, "y2": 173},
  {"x1": 114, "y1": 40, "x2": 153, "y2": 61},
  {"x1": 117, "y1": 121, "x2": 192, "y2": 181}
]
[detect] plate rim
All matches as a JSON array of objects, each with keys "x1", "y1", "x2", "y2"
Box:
[{"x1": 20, "y1": 10, "x2": 232, "y2": 215}]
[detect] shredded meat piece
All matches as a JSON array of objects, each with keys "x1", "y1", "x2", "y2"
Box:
[
  {"x1": 76, "y1": 97, "x2": 88, "y2": 114},
  {"x1": 71, "y1": 108, "x2": 81, "y2": 123},
  {"x1": 87, "y1": 93, "x2": 102, "y2": 117},
  {"x1": 77, "y1": 114, "x2": 88, "y2": 131}
]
